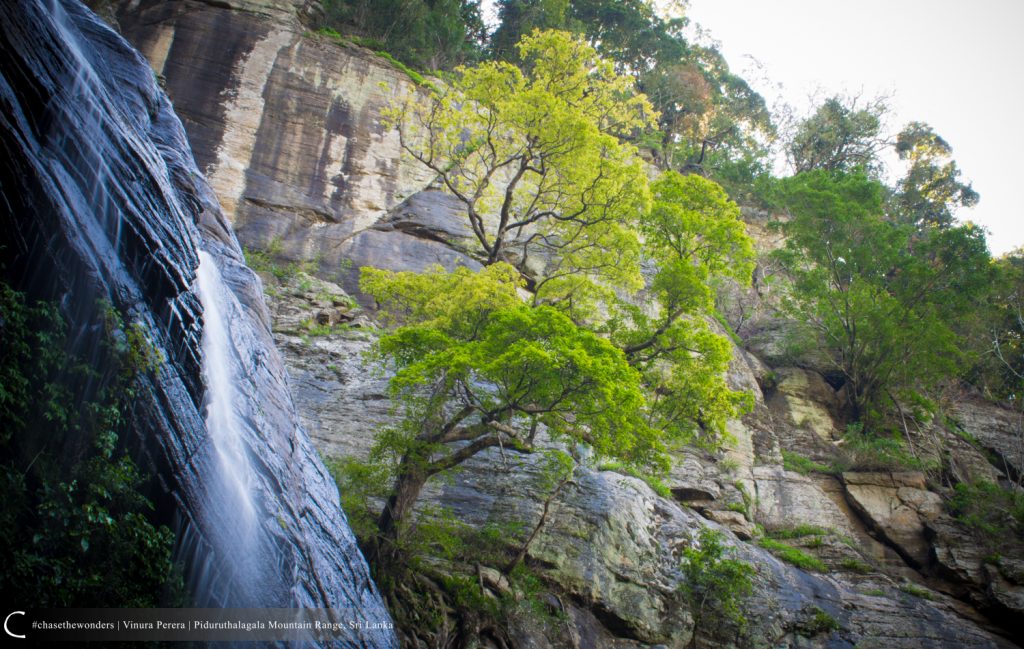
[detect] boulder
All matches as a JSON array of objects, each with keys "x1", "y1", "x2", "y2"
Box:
[
  {"x1": 704, "y1": 510, "x2": 757, "y2": 540},
  {"x1": 753, "y1": 466, "x2": 857, "y2": 538},
  {"x1": 842, "y1": 472, "x2": 943, "y2": 569},
  {"x1": 948, "y1": 395, "x2": 1024, "y2": 478}
]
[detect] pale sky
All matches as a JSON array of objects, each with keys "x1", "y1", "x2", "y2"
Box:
[{"x1": 682, "y1": 0, "x2": 1024, "y2": 255}]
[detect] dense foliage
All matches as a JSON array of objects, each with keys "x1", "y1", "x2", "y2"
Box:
[
  {"x1": 386, "y1": 28, "x2": 653, "y2": 298},
  {"x1": 365, "y1": 31, "x2": 754, "y2": 586},
  {"x1": 787, "y1": 96, "x2": 888, "y2": 175},
  {"x1": 327, "y1": 0, "x2": 773, "y2": 195},
  {"x1": 320, "y1": 0, "x2": 486, "y2": 69},
  {"x1": 772, "y1": 170, "x2": 991, "y2": 426},
  {"x1": 985, "y1": 252, "x2": 1024, "y2": 399},
  {"x1": 892, "y1": 121, "x2": 979, "y2": 229},
  {"x1": 0, "y1": 284, "x2": 179, "y2": 607}
]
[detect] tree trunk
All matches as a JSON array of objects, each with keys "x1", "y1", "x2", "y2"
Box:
[{"x1": 371, "y1": 463, "x2": 430, "y2": 573}]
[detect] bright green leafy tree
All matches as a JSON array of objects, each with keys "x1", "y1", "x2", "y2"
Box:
[
  {"x1": 610, "y1": 171, "x2": 755, "y2": 448},
  {"x1": 489, "y1": 2, "x2": 774, "y2": 200},
  {"x1": 367, "y1": 30, "x2": 756, "y2": 580},
  {"x1": 386, "y1": 29, "x2": 654, "y2": 302},
  {"x1": 359, "y1": 264, "x2": 658, "y2": 569}
]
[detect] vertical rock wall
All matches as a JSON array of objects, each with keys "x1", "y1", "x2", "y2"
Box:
[{"x1": 113, "y1": 0, "x2": 435, "y2": 274}]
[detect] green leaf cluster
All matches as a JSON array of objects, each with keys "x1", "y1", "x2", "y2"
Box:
[
  {"x1": 0, "y1": 284, "x2": 179, "y2": 606},
  {"x1": 794, "y1": 605, "x2": 841, "y2": 636},
  {"x1": 607, "y1": 171, "x2": 755, "y2": 448},
  {"x1": 893, "y1": 121, "x2": 979, "y2": 229},
  {"x1": 678, "y1": 527, "x2": 755, "y2": 638},
  {"x1": 491, "y1": 1, "x2": 774, "y2": 189},
  {"x1": 362, "y1": 263, "x2": 662, "y2": 470},
  {"x1": 788, "y1": 96, "x2": 888, "y2": 175},
  {"x1": 948, "y1": 480, "x2": 1024, "y2": 542},
  {"x1": 758, "y1": 538, "x2": 827, "y2": 572},
  {"x1": 387, "y1": 29, "x2": 654, "y2": 300}
]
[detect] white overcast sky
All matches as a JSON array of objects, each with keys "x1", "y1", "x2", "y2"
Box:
[{"x1": 681, "y1": 0, "x2": 1024, "y2": 255}]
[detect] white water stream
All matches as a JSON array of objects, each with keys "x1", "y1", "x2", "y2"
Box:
[{"x1": 196, "y1": 250, "x2": 256, "y2": 524}]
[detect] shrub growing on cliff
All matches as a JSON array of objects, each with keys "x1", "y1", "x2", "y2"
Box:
[
  {"x1": 948, "y1": 481, "x2": 1024, "y2": 541},
  {"x1": 0, "y1": 285, "x2": 179, "y2": 606},
  {"x1": 758, "y1": 538, "x2": 827, "y2": 572},
  {"x1": 678, "y1": 527, "x2": 755, "y2": 645}
]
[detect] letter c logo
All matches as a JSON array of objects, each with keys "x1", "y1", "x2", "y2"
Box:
[{"x1": 4, "y1": 611, "x2": 25, "y2": 639}]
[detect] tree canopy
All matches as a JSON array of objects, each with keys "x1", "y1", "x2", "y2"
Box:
[
  {"x1": 610, "y1": 172, "x2": 754, "y2": 447},
  {"x1": 360, "y1": 264, "x2": 661, "y2": 567},
  {"x1": 892, "y1": 121, "x2": 979, "y2": 229},
  {"x1": 386, "y1": 29, "x2": 654, "y2": 299},
  {"x1": 773, "y1": 170, "x2": 991, "y2": 425},
  {"x1": 366, "y1": 29, "x2": 756, "y2": 571},
  {"x1": 788, "y1": 96, "x2": 889, "y2": 175},
  {"x1": 320, "y1": 0, "x2": 486, "y2": 69}
]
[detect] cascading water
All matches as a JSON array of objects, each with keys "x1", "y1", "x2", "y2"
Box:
[
  {"x1": 196, "y1": 249, "x2": 257, "y2": 525},
  {"x1": 0, "y1": 1, "x2": 397, "y2": 645},
  {"x1": 188, "y1": 248, "x2": 263, "y2": 605}
]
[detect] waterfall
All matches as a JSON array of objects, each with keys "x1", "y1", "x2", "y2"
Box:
[
  {"x1": 188, "y1": 249, "x2": 263, "y2": 606},
  {"x1": 196, "y1": 250, "x2": 257, "y2": 525},
  {"x1": 0, "y1": 2, "x2": 396, "y2": 644}
]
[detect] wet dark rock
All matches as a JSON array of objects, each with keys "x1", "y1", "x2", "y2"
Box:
[{"x1": 0, "y1": 1, "x2": 394, "y2": 643}]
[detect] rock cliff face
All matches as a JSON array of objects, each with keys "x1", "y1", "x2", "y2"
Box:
[
  {"x1": 111, "y1": 0, "x2": 439, "y2": 296},
  {"x1": 109, "y1": 0, "x2": 1024, "y2": 645},
  {"x1": 1, "y1": 1, "x2": 394, "y2": 643},
  {"x1": 260, "y1": 269, "x2": 1019, "y2": 648}
]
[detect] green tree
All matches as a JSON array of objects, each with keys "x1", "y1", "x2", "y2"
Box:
[
  {"x1": 359, "y1": 264, "x2": 659, "y2": 569},
  {"x1": 892, "y1": 121, "x2": 979, "y2": 229},
  {"x1": 489, "y1": 2, "x2": 773, "y2": 193},
  {"x1": 370, "y1": 30, "x2": 755, "y2": 581},
  {"x1": 773, "y1": 170, "x2": 979, "y2": 425},
  {"x1": 679, "y1": 527, "x2": 755, "y2": 647},
  {"x1": 610, "y1": 171, "x2": 755, "y2": 448},
  {"x1": 568, "y1": 0, "x2": 687, "y2": 73},
  {"x1": 788, "y1": 96, "x2": 888, "y2": 175},
  {"x1": 321, "y1": 0, "x2": 485, "y2": 69},
  {"x1": 657, "y1": 44, "x2": 772, "y2": 179},
  {"x1": 387, "y1": 29, "x2": 654, "y2": 300},
  {"x1": 992, "y1": 252, "x2": 1024, "y2": 397},
  {"x1": 490, "y1": 0, "x2": 571, "y2": 60}
]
